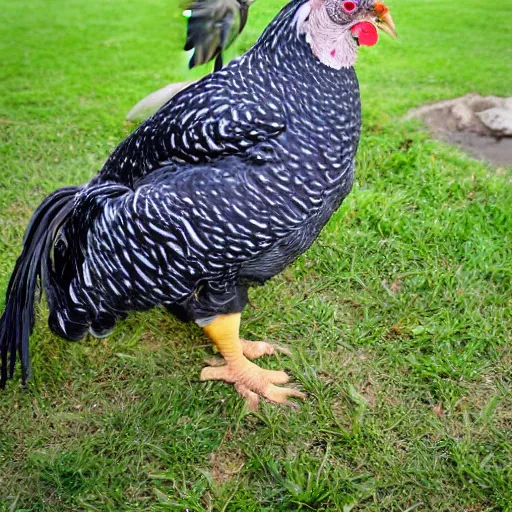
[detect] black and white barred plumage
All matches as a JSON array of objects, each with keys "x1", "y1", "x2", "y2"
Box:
[{"x1": 0, "y1": 0, "x2": 361, "y2": 387}]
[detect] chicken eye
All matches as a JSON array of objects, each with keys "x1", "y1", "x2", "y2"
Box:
[{"x1": 342, "y1": 0, "x2": 358, "y2": 13}]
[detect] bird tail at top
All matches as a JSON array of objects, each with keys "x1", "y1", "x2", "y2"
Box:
[{"x1": 0, "y1": 186, "x2": 81, "y2": 389}]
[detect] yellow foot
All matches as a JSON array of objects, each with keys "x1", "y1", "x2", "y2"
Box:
[
  {"x1": 200, "y1": 359, "x2": 306, "y2": 411},
  {"x1": 240, "y1": 339, "x2": 292, "y2": 360}
]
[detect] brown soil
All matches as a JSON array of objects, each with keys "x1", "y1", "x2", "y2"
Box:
[
  {"x1": 439, "y1": 131, "x2": 512, "y2": 167},
  {"x1": 406, "y1": 94, "x2": 512, "y2": 167}
]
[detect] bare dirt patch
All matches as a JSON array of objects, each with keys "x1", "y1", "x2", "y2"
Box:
[
  {"x1": 209, "y1": 445, "x2": 246, "y2": 485},
  {"x1": 406, "y1": 94, "x2": 512, "y2": 166}
]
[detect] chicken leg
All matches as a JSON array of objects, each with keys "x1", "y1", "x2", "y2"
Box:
[{"x1": 200, "y1": 313, "x2": 305, "y2": 410}]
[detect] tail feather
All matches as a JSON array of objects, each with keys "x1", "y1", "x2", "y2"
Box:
[{"x1": 0, "y1": 186, "x2": 81, "y2": 388}]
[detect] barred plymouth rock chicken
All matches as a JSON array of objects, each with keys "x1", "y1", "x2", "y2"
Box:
[{"x1": 0, "y1": 0, "x2": 396, "y2": 409}]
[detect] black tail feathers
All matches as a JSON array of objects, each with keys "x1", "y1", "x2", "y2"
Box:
[
  {"x1": 46, "y1": 182, "x2": 132, "y2": 343},
  {"x1": 0, "y1": 186, "x2": 81, "y2": 389}
]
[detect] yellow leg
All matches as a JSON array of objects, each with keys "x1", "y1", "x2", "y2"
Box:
[
  {"x1": 203, "y1": 313, "x2": 244, "y2": 363},
  {"x1": 201, "y1": 313, "x2": 305, "y2": 410}
]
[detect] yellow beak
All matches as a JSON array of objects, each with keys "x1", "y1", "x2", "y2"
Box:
[
  {"x1": 378, "y1": 11, "x2": 397, "y2": 39},
  {"x1": 373, "y1": 2, "x2": 397, "y2": 39}
]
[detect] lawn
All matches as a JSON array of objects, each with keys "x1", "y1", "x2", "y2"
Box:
[{"x1": 1, "y1": 0, "x2": 511, "y2": 510}]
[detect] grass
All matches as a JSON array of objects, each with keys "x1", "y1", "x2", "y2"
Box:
[{"x1": 1, "y1": 0, "x2": 511, "y2": 510}]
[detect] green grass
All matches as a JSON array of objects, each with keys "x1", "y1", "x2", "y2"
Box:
[{"x1": 1, "y1": 0, "x2": 511, "y2": 510}]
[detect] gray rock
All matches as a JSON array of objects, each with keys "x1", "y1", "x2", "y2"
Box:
[
  {"x1": 477, "y1": 107, "x2": 512, "y2": 137},
  {"x1": 451, "y1": 102, "x2": 477, "y2": 132}
]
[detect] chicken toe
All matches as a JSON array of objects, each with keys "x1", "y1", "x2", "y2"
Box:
[
  {"x1": 200, "y1": 358, "x2": 305, "y2": 408},
  {"x1": 240, "y1": 339, "x2": 292, "y2": 359}
]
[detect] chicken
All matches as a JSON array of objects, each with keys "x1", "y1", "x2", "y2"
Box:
[
  {"x1": 127, "y1": 0, "x2": 254, "y2": 121},
  {"x1": 0, "y1": 0, "x2": 396, "y2": 409}
]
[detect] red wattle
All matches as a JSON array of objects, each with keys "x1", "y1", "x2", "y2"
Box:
[{"x1": 350, "y1": 22, "x2": 379, "y2": 47}]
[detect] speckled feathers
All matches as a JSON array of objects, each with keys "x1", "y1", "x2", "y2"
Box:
[{"x1": 67, "y1": 0, "x2": 363, "y2": 329}]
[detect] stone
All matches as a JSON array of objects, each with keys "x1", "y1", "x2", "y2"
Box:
[
  {"x1": 477, "y1": 107, "x2": 512, "y2": 137},
  {"x1": 451, "y1": 102, "x2": 478, "y2": 132}
]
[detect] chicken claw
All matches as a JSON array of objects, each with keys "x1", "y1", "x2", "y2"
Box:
[
  {"x1": 200, "y1": 359, "x2": 305, "y2": 410},
  {"x1": 202, "y1": 313, "x2": 305, "y2": 409}
]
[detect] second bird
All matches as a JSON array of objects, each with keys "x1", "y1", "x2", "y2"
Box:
[
  {"x1": 184, "y1": 0, "x2": 253, "y2": 71},
  {"x1": 126, "y1": 0, "x2": 253, "y2": 121}
]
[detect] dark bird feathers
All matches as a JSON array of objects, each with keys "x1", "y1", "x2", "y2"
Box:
[
  {"x1": 0, "y1": 187, "x2": 79, "y2": 387},
  {"x1": 184, "y1": 0, "x2": 252, "y2": 70},
  {"x1": 0, "y1": 0, "x2": 361, "y2": 387}
]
